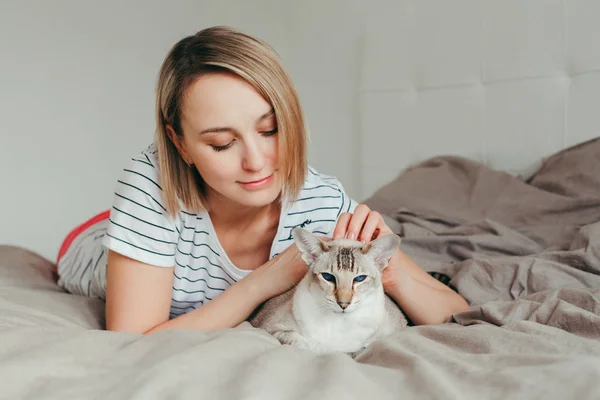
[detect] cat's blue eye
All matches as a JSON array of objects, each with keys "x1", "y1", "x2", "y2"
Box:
[
  {"x1": 321, "y1": 273, "x2": 336, "y2": 283},
  {"x1": 354, "y1": 275, "x2": 368, "y2": 283}
]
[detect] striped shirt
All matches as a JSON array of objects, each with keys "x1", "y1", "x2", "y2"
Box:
[{"x1": 100, "y1": 143, "x2": 357, "y2": 318}]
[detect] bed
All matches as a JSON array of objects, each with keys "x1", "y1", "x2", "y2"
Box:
[
  {"x1": 2, "y1": 138, "x2": 600, "y2": 399},
  {"x1": 3, "y1": 2, "x2": 600, "y2": 399}
]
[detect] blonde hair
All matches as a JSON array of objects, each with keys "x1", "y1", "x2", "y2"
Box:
[{"x1": 155, "y1": 26, "x2": 307, "y2": 216}]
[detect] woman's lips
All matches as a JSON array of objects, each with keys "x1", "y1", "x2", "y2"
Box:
[{"x1": 238, "y1": 173, "x2": 274, "y2": 190}]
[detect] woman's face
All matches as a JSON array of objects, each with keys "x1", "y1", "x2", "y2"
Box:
[{"x1": 172, "y1": 72, "x2": 283, "y2": 209}]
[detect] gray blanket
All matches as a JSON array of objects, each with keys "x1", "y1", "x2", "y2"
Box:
[{"x1": 1, "y1": 138, "x2": 600, "y2": 399}]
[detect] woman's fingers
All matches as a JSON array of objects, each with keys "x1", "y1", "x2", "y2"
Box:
[
  {"x1": 333, "y1": 212, "x2": 352, "y2": 240},
  {"x1": 358, "y1": 211, "x2": 383, "y2": 243},
  {"x1": 334, "y1": 204, "x2": 394, "y2": 243},
  {"x1": 345, "y1": 204, "x2": 371, "y2": 241}
]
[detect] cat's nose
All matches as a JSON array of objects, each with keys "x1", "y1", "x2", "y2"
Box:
[{"x1": 337, "y1": 301, "x2": 350, "y2": 310}]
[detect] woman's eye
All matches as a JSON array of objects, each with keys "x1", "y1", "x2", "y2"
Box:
[
  {"x1": 321, "y1": 273, "x2": 336, "y2": 283},
  {"x1": 210, "y1": 141, "x2": 234, "y2": 152},
  {"x1": 354, "y1": 275, "x2": 367, "y2": 283},
  {"x1": 260, "y1": 129, "x2": 278, "y2": 136}
]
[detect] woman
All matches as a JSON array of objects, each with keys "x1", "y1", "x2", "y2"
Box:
[{"x1": 56, "y1": 26, "x2": 469, "y2": 334}]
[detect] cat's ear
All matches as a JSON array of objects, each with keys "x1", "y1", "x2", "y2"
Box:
[
  {"x1": 292, "y1": 227, "x2": 330, "y2": 265},
  {"x1": 360, "y1": 234, "x2": 401, "y2": 270}
]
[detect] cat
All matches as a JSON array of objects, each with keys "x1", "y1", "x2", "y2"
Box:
[{"x1": 250, "y1": 227, "x2": 408, "y2": 356}]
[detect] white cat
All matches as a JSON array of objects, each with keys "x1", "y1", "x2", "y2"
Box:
[{"x1": 250, "y1": 227, "x2": 408, "y2": 355}]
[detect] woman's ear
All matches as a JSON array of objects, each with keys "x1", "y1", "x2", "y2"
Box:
[{"x1": 166, "y1": 124, "x2": 192, "y2": 165}]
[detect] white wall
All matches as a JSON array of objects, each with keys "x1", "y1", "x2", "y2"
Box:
[
  {"x1": 357, "y1": 0, "x2": 600, "y2": 200},
  {"x1": 0, "y1": 0, "x2": 363, "y2": 260},
  {"x1": 5, "y1": 1, "x2": 597, "y2": 261},
  {"x1": 283, "y1": 1, "x2": 363, "y2": 197}
]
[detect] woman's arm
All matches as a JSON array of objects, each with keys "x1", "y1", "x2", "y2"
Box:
[
  {"x1": 333, "y1": 204, "x2": 470, "y2": 325},
  {"x1": 382, "y1": 249, "x2": 469, "y2": 325},
  {"x1": 105, "y1": 250, "x2": 173, "y2": 333},
  {"x1": 105, "y1": 244, "x2": 307, "y2": 334}
]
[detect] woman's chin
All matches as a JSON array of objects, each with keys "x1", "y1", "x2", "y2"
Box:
[{"x1": 232, "y1": 187, "x2": 282, "y2": 208}]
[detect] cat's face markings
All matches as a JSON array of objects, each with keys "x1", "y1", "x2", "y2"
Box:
[
  {"x1": 292, "y1": 227, "x2": 401, "y2": 313},
  {"x1": 336, "y1": 247, "x2": 356, "y2": 273},
  {"x1": 318, "y1": 247, "x2": 375, "y2": 312}
]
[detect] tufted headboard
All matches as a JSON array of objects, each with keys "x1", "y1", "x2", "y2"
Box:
[{"x1": 358, "y1": 0, "x2": 600, "y2": 200}]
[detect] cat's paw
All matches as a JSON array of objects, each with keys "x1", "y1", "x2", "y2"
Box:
[{"x1": 272, "y1": 330, "x2": 305, "y2": 347}]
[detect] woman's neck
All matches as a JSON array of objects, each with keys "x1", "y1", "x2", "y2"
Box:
[{"x1": 206, "y1": 191, "x2": 281, "y2": 231}]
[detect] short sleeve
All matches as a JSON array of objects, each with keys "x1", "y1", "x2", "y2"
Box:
[{"x1": 101, "y1": 151, "x2": 179, "y2": 267}]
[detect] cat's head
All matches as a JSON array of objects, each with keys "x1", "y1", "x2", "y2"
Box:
[{"x1": 291, "y1": 227, "x2": 400, "y2": 313}]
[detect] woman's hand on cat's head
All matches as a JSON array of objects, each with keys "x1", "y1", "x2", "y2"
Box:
[
  {"x1": 333, "y1": 206, "x2": 401, "y2": 292},
  {"x1": 333, "y1": 204, "x2": 394, "y2": 244}
]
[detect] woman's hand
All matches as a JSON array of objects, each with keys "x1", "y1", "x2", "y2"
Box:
[
  {"x1": 332, "y1": 204, "x2": 399, "y2": 290},
  {"x1": 333, "y1": 204, "x2": 470, "y2": 325},
  {"x1": 257, "y1": 204, "x2": 395, "y2": 300},
  {"x1": 142, "y1": 244, "x2": 309, "y2": 334},
  {"x1": 333, "y1": 204, "x2": 393, "y2": 244},
  {"x1": 248, "y1": 243, "x2": 308, "y2": 301}
]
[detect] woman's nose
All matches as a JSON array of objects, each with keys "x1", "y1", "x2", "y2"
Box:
[{"x1": 242, "y1": 140, "x2": 266, "y2": 172}]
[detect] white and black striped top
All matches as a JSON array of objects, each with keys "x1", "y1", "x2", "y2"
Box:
[{"x1": 102, "y1": 144, "x2": 357, "y2": 318}]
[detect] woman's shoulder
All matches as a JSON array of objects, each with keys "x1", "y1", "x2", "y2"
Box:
[
  {"x1": 128, "y1": 143, "x2": 161, "y2": 173},
  {"x1": 118, "y1": 143, "x2": 165, "y2": 194},
  {"x1": 104, "y1": 143, "x2": 182, "y2": 267},
  {"x1": 120, "y1": 143, "x2": 197, "y2": 217},
  {"x1": 285, "y1": 166, "x2": 355, "y2": 218},
  {"x1": 111, "y1": 143, "x2": 174, "y2": 214},
  {"x1": 302, "y1": 166, "x2": 348, "y2": 194}
]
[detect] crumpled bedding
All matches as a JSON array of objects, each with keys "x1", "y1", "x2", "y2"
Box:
[{"x1": 1, "y1": 138, "x2": 600, "y2": 399}]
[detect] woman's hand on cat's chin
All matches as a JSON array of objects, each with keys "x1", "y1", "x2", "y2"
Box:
[{"x1": 333, "y1": 204, "x2": 394, "y2": 244}]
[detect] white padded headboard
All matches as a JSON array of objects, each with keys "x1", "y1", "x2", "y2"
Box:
[{"x1": 358, "y1": 0, "x2": 600, "y2": 200}]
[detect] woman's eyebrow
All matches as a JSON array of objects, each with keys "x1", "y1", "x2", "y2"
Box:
[
  {"x1": 257, "y1": 109, "x2": 275, "y2": 122},
  {"x1": 199, "y1": 109, "x2": 275, "y2": 135},
  {"x1": 199, "y1": 126, "x2": 233, "y2": 135}
]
